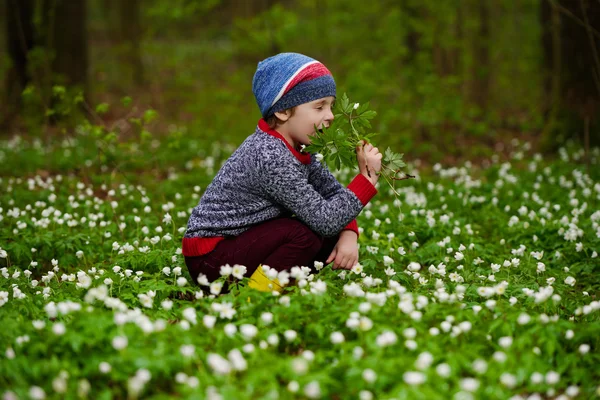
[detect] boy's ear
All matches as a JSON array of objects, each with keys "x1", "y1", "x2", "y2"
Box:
[{"x1": 274, "y1": 109, "x2": 291, "y2": 122}]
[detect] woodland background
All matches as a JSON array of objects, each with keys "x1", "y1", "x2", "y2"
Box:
[{"x1": 2, "y1": 0, "x2": 599, "y2": 163}]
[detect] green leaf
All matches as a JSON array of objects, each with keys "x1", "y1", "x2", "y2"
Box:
[
  {"x1": 121, "y1": 96, "x2": 133, "y2": 107},
  {"x1": 143, "y1": 109, "x2": 158, "y2": 124},
  {"x1": 96, "y1": 103, "x2": 110, "y2": 115},
  {"x1": 340, "y1": 93, "x2": 350, "y2": 113},
  {"x1": 360, "y1": 110, "x2": 377, "y2": 119}
]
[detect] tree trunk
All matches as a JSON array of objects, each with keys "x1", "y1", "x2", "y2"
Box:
[
  {"x1": 472, "y1": 0, "x2": 490, "y2": 113},
  {"x1": 3, "y1": 0, "x2": 36, "y2": 128},
  {"x1": 541, "y1": 0, "x2": 600, "y2": 148},
  {"x1": 46, "y1": 0, "x2": 89, "y2": 92},
  {"x1": 119, "y1": 0, "x2": 144, "y2": 86}
]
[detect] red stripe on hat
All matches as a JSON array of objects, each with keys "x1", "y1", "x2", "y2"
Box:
[{"x1": 282, "y1": 63, "x2": 332, "y2": 97}]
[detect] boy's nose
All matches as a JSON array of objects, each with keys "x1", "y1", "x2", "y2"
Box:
[{"x1": 325, "y1": 109, "x2": 334, "y2": 121}]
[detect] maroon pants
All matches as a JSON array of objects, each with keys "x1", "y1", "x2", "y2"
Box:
[{"x1": 184, "y1": 217, "x2": 339, "y2": 285}]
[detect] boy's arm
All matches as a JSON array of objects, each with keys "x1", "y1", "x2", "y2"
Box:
[
  {"x1": 307, "y1": 156, "x2": 360, "y2": 237},
  {"x1": 258, "y1": 155, "x2": 377, "y2": 238}
]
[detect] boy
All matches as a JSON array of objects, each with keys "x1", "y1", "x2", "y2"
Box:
[{"x1": 182, "y1": 52, "x2": 382, "y2": 288}]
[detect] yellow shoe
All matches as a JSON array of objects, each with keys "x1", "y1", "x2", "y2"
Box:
[{"x1": 248, "y1": 264, "x2": 283, "y2": 292}]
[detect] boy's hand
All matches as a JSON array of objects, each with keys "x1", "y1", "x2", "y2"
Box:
[
  {"x1": 356, "y1": 140, "x2": 382, "y2": 186},
  {"x1": 326, "y1": 230, "x2": 359, "y2": 270}
]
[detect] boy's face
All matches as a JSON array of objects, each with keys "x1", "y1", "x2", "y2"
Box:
[{"x1": 274, "y1": 96, "x2": 335, "y2": 150}]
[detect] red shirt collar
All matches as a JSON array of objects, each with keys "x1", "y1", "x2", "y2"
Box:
[{"x1": 258, "y1": 119, "x2": 311, "y2": 165}]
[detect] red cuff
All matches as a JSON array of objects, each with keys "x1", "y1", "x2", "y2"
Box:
[
  {"x1": 343, "y1": 219, "x2": 359, "y2": 238},
  {"x1": 347, "y1": 174, "x2": 377, "y2": 206},
  {"x1": 182, "y1": 236, "x2": 224, "y2": 257}
]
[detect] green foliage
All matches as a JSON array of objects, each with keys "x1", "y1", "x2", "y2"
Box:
[
  {"x1": 305, "y1": 93, "x2": 410, "y2": 196},
  {"x1": 0, "y1": 116, "x2": 599, "y2": 398}
]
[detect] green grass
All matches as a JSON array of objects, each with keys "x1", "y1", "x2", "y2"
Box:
[{"x1": 0, "y1": 128, "x2": 599, "y2": 399}]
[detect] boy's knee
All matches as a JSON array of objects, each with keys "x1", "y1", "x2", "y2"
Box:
[{"x1": 286, "y1": 219, "x2": 322, "y2": 252}]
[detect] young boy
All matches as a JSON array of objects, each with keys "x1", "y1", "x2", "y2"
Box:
[{"x1": 182, "y1": 52, "x2": 382, "y2": 287}]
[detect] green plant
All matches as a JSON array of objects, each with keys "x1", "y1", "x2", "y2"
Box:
[{"x1": 305, "y1": 93, "x2": 415, "y2": 196}]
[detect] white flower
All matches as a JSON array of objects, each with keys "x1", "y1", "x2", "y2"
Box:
[
  {"x1": 180, "y1": 344, "x2": 195, "y2": 358},
  {"x1": 176, "y1": 277, "x2": 187, "y2": 287},
  {"x1": 315, "y1": 153, "x2": 324, "y2": 162},
  {"x1": 287, "y1": 381, "x2": 299, "y2": 393},
  {"x1": 407, "y1": 262, "x2": 421, "y2": 272},
  {"x1": 304, "y1": 381, "x2": 321, "y2": 399},
  {"x1": 210, "y1": 281, "x2": 223, "y2": 295},
  {"x1": 493, "y1": 351, "x2": 506, "y2": 363},
  {"x1": 162, "y1": 267, "x2": 171, "y2": 276},
  {"x1": 0, "y1": 249, "x2": 7, "y2": 259},
  {"x1": 260, "y1": 312, "x2": 273, "y2": 325},
  {"x1": 290, "y1": 357, "x2": 309, "y2": 375},
  {"x1": 500, "y1": 373, "x2": 517, "y2": 388},
  {"x1": 112, "y1": 335, "x2": 128, "y2": 350},
  {"x1": 498, "y1": 336, "x2": 513, "y2": 348},
  {"x1": 182, "y1": 307, "x2": 197, "y2": 325},
  {"x1": 52, "y1": 322, "x2": 66, "y2": 336},
  {"x1": 32, "y1": 320, "x2": 46, "y2": 330},
  {"x1": 330, "y1": 331, "x2": 345, "y2": 344},
  {"x1": 460, "y1": 378, "x2": 480, "y2": 392},
  {"x1": 240, "y1": 324, "x2": 258, "y2": 340},
  {"x1": 207, "y1": 353, "x2": 231, "y2": 375},
  {"x1": 354, "y1": 103, "x2": 360, "y2": 109},
  {"x1": 403, "y1": 371, "x2": 426, "y2": 385},
  {"x1": 232, "y1": 264, "x2": 247, "y2": 280},
  {"x1": 228, "y1": 349, "x2": 247, "y2": 371},
  {"x1": 454, "y1": 252, "x2": 464, "y2": 261},
  {"x1": 219, "y1": 264, "x2": 232, "y2": 277},
  {"x1": 203, "y1": 315, "x2": 217, "y2": 329},
  {"x1": 362, "y1": 369, "x2": 377, "y2": 383},
  {"x1": 99, "y1": 362, "x2": 111, "y2": 373},
  {"x1": 415, "y1": 351, "x2": 434, "y2": 370},
  {"x1": 375, "y1": 330, "x2": 397, "y2": 347},
  {"x1": 358, "y1": 317, "x2": 373, "y2": 331},
  {"x1": 545, "y1": 371, "x2": 560, "y2": 385},
  {"x1": 403, "y1": 327, "x2": 417, "y2": 339},
  {"x1": 284, "y1": 330, "x2": 298, "y2": 342},
  {"x1": 565, "y1": 329, "x2": 574, "y2": 339},
  {"x1": 436, "y1": 363, "x2": 451, "y2": 378},
  {"x1": 384, "y1": 267, "x2": 396, "y2": 276},
  {"x1": 517, "y1": 313, "x2": 530, "y2": 325},
  {"x1": 536, "y1": 262, "x2": 545, "y2": 273},
  {"x1": 161, "y1": 299, "x2": 173, "y2": 310},
  {"x1": 29, "y1": 386, "x2": 46, "y2": 400},
  {"x1": 383, "y1": 256, "x2": 394, "y2": 266},
  {"x1": 351, "y1": 264, "x2": 364, "y2": 274},
  {"x1": 579, "y1": 344, "x2": 590, "y2": 354},
  {"x1": 564, "y1": 276, "x2": 576, "y2": 286}
]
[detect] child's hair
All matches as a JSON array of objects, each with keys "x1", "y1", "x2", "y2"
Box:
[{"x1": 265, "y1": 106, "x2": 297, "y2": 129}]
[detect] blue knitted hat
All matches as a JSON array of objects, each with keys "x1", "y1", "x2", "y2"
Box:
[{"x1": 252, "y1": 53, "x2": 336, "y2": 118}]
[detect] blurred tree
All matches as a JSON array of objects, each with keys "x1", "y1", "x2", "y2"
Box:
[
  {"x1": 472, "y1": 0, "x2": 490, "y2": 112},
  {"x1": 117, "y1": 0, "x2": 144, "y2": 85},
  {"x1": 3, "y1": 0, "x2": 88, "y2": 130},
  {"x1": 541, "y1": 0, "x2": 600, "y2": 147},
  {"x1": 4, "y1": 0, "x2": 36, "y2": 127},
  {"x1": 44, "y1": 0, "x2": 88, "y2": 90}
]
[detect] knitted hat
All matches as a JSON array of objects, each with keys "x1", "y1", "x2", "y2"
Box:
[{"x1": 252, "y1": 52, "x2": 336, "y2": 118}]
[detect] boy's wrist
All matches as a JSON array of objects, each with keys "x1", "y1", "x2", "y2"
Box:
[
  {"x1": 339, "y1": 229, "x2": 358, "y2": 241},
  {"x1": 361, "y1": 172, "x2": 378, "y2": 186}
]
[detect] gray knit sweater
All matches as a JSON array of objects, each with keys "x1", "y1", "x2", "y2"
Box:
[{"x1": 182, "y1": 119, "x2": 377, "y2": 255}]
